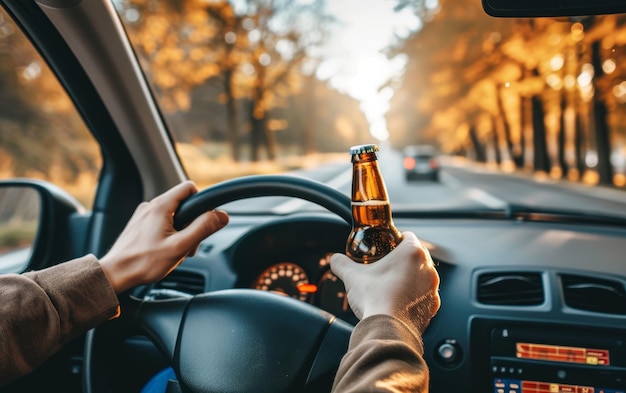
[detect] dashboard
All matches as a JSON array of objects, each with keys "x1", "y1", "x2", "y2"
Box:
[{"x1": 147, "y1": 212, "x2": 626, "y2": 392}]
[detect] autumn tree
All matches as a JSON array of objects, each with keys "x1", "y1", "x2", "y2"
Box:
[
  {"x1": 387, "y1": 0, "x2": 514, "y2": 161},
  {"x1": 231, "y1": 0, "x2": 331, "y2": 161},
  {"x1": 203, "y1": 1, "x2": 248, "y2": 161},
  {"x1": 388, "y1": 0, "x2": 626, "y2": 187},
  {"x1": 0, "y1": 8, "x2": 98, "y2": 183},
  {"x1": 117, "y1": 0, "x2": 334, "y2": 162}
]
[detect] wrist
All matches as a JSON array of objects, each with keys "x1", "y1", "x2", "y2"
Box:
[{"x1": 99, "y1": 255, "x2": 133, "y2": 293}]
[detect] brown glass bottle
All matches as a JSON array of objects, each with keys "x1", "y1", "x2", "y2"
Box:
[{"x1": 346, "y1": 144, "x2": 403, "y2": 264}]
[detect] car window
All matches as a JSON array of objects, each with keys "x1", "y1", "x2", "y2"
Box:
[{"x1": 0, "y1": 7, "x2": 101, "y2": 209}]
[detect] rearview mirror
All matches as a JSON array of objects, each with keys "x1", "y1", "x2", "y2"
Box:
[
  {"x1": 482, "y1": 0, "x2": 626, "y2": 17},
  {"x1": 0, "y1": 185, "x2": 41, "y2": 273}
]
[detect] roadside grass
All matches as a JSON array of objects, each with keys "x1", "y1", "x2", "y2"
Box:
[
  {"x1": 176, "y1": 142, "x2": 345, "y2": 189},
  {"x1": 1, "y1": 142, "x2": 346, "y2": 209},
  {"x1": 0, "y1": 222, "x2": 38, "y2": 255}
]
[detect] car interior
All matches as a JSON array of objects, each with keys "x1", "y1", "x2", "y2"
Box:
[{"x1": 1, "y1": 0, "x2": 626, "y2": 392}]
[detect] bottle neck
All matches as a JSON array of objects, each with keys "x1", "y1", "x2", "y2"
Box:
[{"x1": 351, "y1": 155, "x2": 390, "y2": 203}]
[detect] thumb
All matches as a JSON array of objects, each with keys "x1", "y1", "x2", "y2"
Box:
[
  {"x1": 172, "y1": 210, "x2": 229, "y2": 250},
  {"x1": 329, "y1": 253, "x2": 355, "y2": 282}
]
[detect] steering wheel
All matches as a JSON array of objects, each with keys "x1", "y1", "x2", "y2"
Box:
[{"x1": 85, "y1": 175, "x2": 354, "y2": 393}]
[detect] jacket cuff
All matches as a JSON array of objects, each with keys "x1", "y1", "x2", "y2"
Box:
[{"x1": 24, "y1": 255, "x2": 120, "y2": 343}]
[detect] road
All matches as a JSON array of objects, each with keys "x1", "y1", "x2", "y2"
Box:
[
  {"x1": 0, "y1": 247, "x2": 32, "y2": 274},
  {"x1": 223, "y1": 149, "x2": 626, "y2": 221}
]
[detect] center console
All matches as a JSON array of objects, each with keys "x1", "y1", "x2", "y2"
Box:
[{"x1": 471, "y1": 319, "x2": 626, "y2": 393}]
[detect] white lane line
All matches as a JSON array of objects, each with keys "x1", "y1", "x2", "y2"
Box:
[
  {"x1": 272, "y1": 169, "x2": 352, "y2": 214},
  {"x1": 464, "y1": 188, "x2": 508, "y2": 209},
  {"x1": 440, "y1": 170, "x2": 508, "y2": 209},
  {"x1": 439, "y1": 171, "x2": 463, "y2": 189}
]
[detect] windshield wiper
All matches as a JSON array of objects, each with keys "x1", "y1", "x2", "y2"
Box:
[
  {"x1": 394, "y1": 204, "x2": 626, "y2": 228},
  {"x1": 505, "y1": 204, "x2": 626, "y2": 228}
]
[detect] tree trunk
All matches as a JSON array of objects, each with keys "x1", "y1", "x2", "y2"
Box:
[
  {"x1": 263, "y1": 114, "x2": 276, "y2": 160},
  {"x1": 558, "y1": 93, "x2": 568, "y2": 178},
  {"x1": 469, "y1": 125, "x2": 486, "y2": 162},
  {"x1": 575, "y1": 109, "x2": 586, "y2": 177},
  {"x1": 531, "y1": 95, "x2": 550, "y2": 173},
  {"x1": 249, "y1": 103, "x2": 275, "y2": 162},
  {"x1": 223, "y1": 69, "x2": 240, "y2": 162},
  {"x1": 496, "y1": 85, "x2": 519, "y2": 168},
  {"x1": 250, "y1": 104, "x2": 262, "y2": 162},
  {"x1": 491, "y1": 117, "x2": 502, "y2": 165},
  {"x1": 521, "y1": 94, "x2": 534, "y2": 171},
  {"x1": 591, "y1": 40, "x2": 614, "y2": 185}
]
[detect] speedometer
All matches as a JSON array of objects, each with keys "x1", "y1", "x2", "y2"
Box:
[{"x1": 253, "y1": 262, "x2": 310, "y2": 301}]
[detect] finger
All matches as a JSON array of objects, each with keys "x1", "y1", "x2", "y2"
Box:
[
  {"x1": 329, "y1": 253, "x2": 354, "y2": 282},
  {"x1": 154, "y1": 181, "x2": 198, "y2": 212},
  {"x1": 400, "y1": 231, "x2": 419, "y2": 246},
  {"x1": 171, "y1": 209, "x2": 229, "y2": 251}
]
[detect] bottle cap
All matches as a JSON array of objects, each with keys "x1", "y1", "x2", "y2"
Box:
[{"x1": 349, "y1": 144, "x2": 379, "y2": 154}]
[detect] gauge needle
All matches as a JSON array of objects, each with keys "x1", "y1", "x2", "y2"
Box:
[{"x1": 297, "y1": 283, "x2": 318, "y2": 294}]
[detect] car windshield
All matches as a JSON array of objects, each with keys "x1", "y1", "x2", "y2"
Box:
[{"x1": 11, "y1": 0, "x2": 626, "y2": 219}]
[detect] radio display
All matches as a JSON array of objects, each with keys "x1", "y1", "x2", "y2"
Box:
[
  {"x1": 494, "y1": 378, "x2": 624, "y2": 393},
  {"x1": 517, "y1": 342, "x2": 610, "y2": 366}
]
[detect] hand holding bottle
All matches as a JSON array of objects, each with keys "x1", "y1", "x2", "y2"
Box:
[{"x1": 331, "y1": 231, "x2": 440, "y2": 335}]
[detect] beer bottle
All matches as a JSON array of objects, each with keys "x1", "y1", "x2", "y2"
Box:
[{"x1": 346, "y1": 144, "x2": 403, "y2": 264}]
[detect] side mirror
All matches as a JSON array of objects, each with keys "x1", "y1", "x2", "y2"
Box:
[
  {"x1": 0, "y1": 180, "x2": 86, "y2": 273},
  {"x1": 0, "y1": 185, "x2": 41, "y2": 273}
]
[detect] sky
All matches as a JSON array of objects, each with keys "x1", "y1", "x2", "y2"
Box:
[{"x1": 316, "y1": 0, "x2": 424, "y2": 141}]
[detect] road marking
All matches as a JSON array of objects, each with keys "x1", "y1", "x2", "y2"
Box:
[
  {"x1": 440, "y1": 170, "x2": 508, "y2": 209},
  {"x1": 464, "y1": 188, "x2": 508, "y2": 209},
  {"x1": 439, "y1": 171, "x2": 462, "y2": 189},
  {"x1": 272, "y1": 169, "x2": 352, "y2": 214}
]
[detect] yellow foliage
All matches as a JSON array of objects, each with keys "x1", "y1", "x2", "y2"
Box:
[
  {"x1": 173, "y1": 89, "x2": 191, "y2": 111},
  {"x1": 267, "y1": 119, "x2": 288, "y2": 131},
  {"x1": 335, "y1": 116, "x2": 356, "y2": 141}
]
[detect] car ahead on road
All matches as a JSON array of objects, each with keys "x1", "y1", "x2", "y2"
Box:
[
  {"x1": 1, "y1": 0, "x2": 626, "y2": 393},
  {"x1": 402, "y1": 145, "x2": 440, "y2": 181}
]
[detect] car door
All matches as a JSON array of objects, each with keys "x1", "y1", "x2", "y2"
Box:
[{"x1": 0, "y1": 1, "x2": 153, "y2": 390}]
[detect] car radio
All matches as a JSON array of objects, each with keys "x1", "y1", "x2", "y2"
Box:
[{"x1": 471, "y1": 319, "x2": 626, "y2": 392}]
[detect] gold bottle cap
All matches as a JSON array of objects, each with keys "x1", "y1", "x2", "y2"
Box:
[{"x1": 349, "y1": 144, "x2": 379, "y2": 154}]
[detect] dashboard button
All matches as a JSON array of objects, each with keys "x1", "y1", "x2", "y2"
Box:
[
  {"x1": 438, "y1": 343, "x2": 456, "y2": 361},
  {"x1": 435, "y1": 339, "x2": 463, "y2": 367}
]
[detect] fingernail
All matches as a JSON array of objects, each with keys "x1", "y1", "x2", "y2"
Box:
[{"x1": 214, "y1": 210, "x2": 229, "y2": 226}]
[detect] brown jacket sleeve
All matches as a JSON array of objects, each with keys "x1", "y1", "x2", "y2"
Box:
[
  {"x1": 332, "y1": 314, "x2": 429, "y2": 393},
  {"x1": 0, "y1": 255, "x2": 120, "y2": 387}
]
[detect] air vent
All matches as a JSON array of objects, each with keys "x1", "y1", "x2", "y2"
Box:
[
  {"x1": 561, "y1": 274, "x2": 626, "y2": 315},
  {"x1": 477, "y1": 272, "x2": 544, "y2": 306},
  {"x1": 155, "y1": 270, "x2": 205, "y2": 295}
]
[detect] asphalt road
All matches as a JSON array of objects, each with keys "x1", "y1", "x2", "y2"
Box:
[{"x1": 222, "y1": 149, "x2": 626, "y2": 221}]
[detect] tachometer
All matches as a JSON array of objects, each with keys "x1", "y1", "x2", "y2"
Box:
[
  {"x1": 253, "y1": 262, "x2": 311, "y2": 301},
  {"x1": 317, "y1": 269, "x2": 359, "y2": 325}
]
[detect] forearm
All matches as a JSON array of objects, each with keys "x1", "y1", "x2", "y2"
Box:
[
  {"x1": 0, "y1": 255, "x2": 119, "y2": 387},
  {"x1": 332, "y1": 314, "x2": 429, "y2": 393}
]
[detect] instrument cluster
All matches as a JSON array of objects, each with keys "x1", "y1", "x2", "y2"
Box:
[
  {"x1": 250, "y1": 254, "x2": 358, "y2": 325},
  {"x1": 230, "y1": 217, "x2": 358, "y2": 325}
]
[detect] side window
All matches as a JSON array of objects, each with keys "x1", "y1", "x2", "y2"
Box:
[{"x1": 0, "y1": 8, "x2": 101, "y2": 209}]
